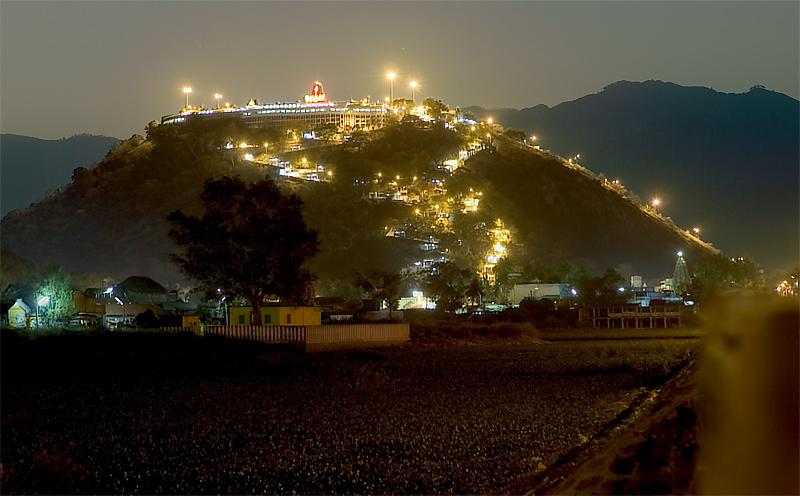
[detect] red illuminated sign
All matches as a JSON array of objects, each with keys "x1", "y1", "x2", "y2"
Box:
[{"x1": 304, "y1": 81, "x2": 327, "y2": 103}]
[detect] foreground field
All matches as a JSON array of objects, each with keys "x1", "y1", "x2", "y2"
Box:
[{"x1": 0, "y1": 331, "x2": 698, "y2": 494}]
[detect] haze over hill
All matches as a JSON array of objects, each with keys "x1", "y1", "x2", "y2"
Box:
[
  {"x1": 465, "y1": 80, "x2": 799, "y2": 272},
  {"x1": 1, "y1": 134, "x2": 121, "y2": 216}
]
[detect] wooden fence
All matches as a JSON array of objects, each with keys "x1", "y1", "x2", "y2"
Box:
[{"x1": 203, "y1": 324, "x2": 409, "y2": 352}]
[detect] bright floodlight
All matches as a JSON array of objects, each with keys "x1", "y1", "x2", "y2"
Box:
[
  {"x1": 183, "y1": 87, "x2": 192, "y2": 94},
  {"x1": 37, "y1": 295, "x2": 50, "y2": 306},
  {"x1": 487, "y1": 118, "x2": 493, "y2": 124},
  {"x1": 653, "y1": 199, "x2": 660, "y2": 206},
  {"x1": 677, "y1": 251, "x2": 683, "y2": 257},
  {"x1": 387, "y1": 73, "x2": 396, "y2": 103}
]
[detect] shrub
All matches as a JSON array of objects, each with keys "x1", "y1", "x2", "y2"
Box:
[{"x1": 487, "y1": 322, "x2": 538, "y2": 339}]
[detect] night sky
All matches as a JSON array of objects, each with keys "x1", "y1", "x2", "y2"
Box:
[{"x1": 1, "y1": 1, "x2": 797, "y2": 141}]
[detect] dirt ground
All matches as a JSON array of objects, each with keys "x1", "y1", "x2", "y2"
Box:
[{"x1": 1, "y1": 331, "x2": 698, "y2": 494}]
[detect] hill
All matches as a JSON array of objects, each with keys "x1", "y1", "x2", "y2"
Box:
[
  {"x1": 465, "y1": 80, "x2": 799, "y2": 272},
  {"x1": 0, "y1": 116, "x2": 717, "y2": 290},
  {"x1": 1, "y1": 133, "x2": 121, "y2": 216}
]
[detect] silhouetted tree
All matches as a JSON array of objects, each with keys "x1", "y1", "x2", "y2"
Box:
[
  {"x1": 503, "y1": 129, "x2": 526, "y2": 142},
  {"x1": 576, "y1": 268, "x2": 628, "y2": 308},
  {"x1": 423, "y1": 97, "x2": 449, "y2": 120},
  {"x1": 168, "y1": 176, "x2": 319, "y2": 324},
  {"x1": 354, "y1": 269, "x2": 406, "y2": 317},
  {"x1": 690, "y1": 255, "x2": 764, "y2": 297},
  {"x1": 424, "y1": 262, "x2": 475, "y2": 313},
  {"x1": 1, "y1": 250, "x2": 39, "y2": 288}
]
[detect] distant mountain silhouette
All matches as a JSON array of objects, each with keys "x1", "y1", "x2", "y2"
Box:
[
  {"x1": 465, "y1": 80, "x2": 799, "y2": 271},
  {"x1": 1, "y1": 134, "x2": 120, "y2": 216}
]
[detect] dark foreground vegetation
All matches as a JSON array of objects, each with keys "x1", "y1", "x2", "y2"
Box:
[{"x1": 1, "y1": 330, "x2": 697, "y2": 494}]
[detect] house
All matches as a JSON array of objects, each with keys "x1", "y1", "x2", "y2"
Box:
[
  {"x1": 113, "y1": 276, "x2": 169, "y2": 304},
  {"x1": 229, "y1": 306, "x2": 322, "y2": 326},
  {"x1": 7, "y1": 299, "x2": 31, "y2": 329}
]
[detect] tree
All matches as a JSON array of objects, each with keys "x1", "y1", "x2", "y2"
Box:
[
  {"x1": 423, "y1": 97, "x2": 449, "y2": 120},
  {"x1": 575, "y1": 268, "x2": 629, "y2": 308},
  {"x1": 424, "y1": 262, "x2": 475, "y2": 314},
  {"x1": 354, "y1": 269, "x2": 406, "y2": 317},
  {"x1": 503, "y1": 129, "x2": 526, "y2": 142},
  {"x1": 1, "y1": 250, "x2": 39, "y2": 289},
  {"x1": 168, "y1": 176, "x2": 319, "y2": 324},
  {"x1": 492, "y1": 257, "x2": 516, "y2": 304},
  {"x1": 35, "y1": 265, "x2": 76, "y2": 326},
  {"x1": 465, "y1": 276, "x2": 485, "y2": 307},
  {"x1": 690, "y1": 255, "x2": 765, "y2": 297}
]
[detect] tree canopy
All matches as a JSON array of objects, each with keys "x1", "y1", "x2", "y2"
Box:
[
  {"x1": 575, "y1": 268, "x2": 629, "y2": 308},
  {"x1": 690, "y1": 255, "x2": 764, "y2": 297},
  {"x1": 168, "y1": 176, "x2": 319, "y2": 324},
  {"x1": 354, "y1": 269, "x2": 407, "y2": 317},
  {"x1": 35, "y1": 265, "x2": 76, "y2": 326},
  {"x1": 424, "y1": 262, "x2": 481, "y2": 313}
]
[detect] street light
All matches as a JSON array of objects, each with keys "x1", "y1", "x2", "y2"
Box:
[
  {"x1": 387, "y1": 72, "x2": 395, "y2": 104},
  {"x1": 410, "y1": 81, "x2": 417, "y2": 103},
  {"x1": 183, "y1": 87, "x2": 192, "y2": 108},
  {"x1": 652, "y1": 198, "x2": 660, "y2": 213},
  {"x1": 214, "y1": 93, "x2": 222, "y2": 108}
]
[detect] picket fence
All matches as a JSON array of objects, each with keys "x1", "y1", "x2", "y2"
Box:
[{"x1": 204, "y1": 324, "x2": 409, "y2": 352}]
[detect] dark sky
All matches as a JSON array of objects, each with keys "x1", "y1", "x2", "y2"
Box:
[{"x1": 1, "y1": 1, "x2": 798, "y2": 140}]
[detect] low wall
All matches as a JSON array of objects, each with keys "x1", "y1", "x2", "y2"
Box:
[
  {"x1": 305, "y1": 324, "x2": 410, "y2": 352},
  {"x1": 203, "y1": 324, "x2": 409, "y2": 352}
]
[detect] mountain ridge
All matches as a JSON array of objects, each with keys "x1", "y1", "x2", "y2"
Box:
[
  {"x1": 1, "y1": 133, "x2": 121, "y2": 216},
  {"x1": 465, "y1": 80, "x2": 799, "y2": 271}
]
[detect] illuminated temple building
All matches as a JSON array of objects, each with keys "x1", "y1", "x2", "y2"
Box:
[{"x1": 161, "y1": 81, "x2": 387, "y2": 131}]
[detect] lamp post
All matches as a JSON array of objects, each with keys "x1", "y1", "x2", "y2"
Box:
[
  {"x1": 652, "y1": 198, "x2": 660, "y2": 214},
  {"x1": 214, "y1": 93, "x2": 222, "y2": 108},
  {"x1": 387, "y1": 72, "x2": 395, "y2": 104},
  {"x1": 37, "y1": 295, "x2": 50, "y2": 328},
  {"x1": 183, "y1": 87, "x2": 192, "y2": 108},
  {"x1": 410, "y1": 81, "x2": 417, "y2": 104}
]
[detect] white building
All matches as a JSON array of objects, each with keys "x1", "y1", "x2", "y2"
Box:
[{"x1": 162, "y1": 81, "x2": 386, "y2": 132}]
